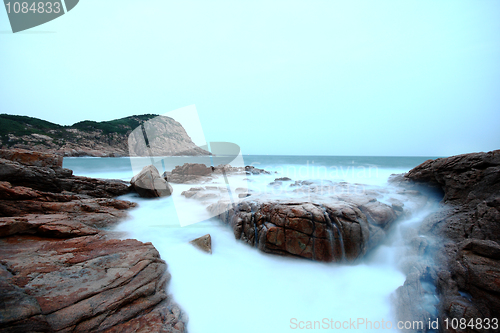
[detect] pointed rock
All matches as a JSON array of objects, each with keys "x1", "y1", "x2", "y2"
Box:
[
  {"x1": 131, "y1": 165, "x2": 173, "y2": 198},
  {"x1": 189, "y1": 234, "x2": 212, "y2": 254}
]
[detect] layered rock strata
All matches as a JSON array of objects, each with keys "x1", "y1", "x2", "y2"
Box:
[{"x1": 0, "y1": 149, "x2": 186, "y2": 332}]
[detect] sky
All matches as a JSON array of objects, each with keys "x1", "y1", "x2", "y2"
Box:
[{"x1": 1, "y1": 0, "x2": 499, "y2": 156}]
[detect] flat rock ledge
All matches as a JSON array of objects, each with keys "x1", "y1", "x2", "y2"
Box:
[{"x1": 0, "y1": 149, "x2": 186, "y2": 333}]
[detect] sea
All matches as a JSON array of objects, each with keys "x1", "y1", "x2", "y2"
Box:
[{"x1": 63, "y1": 155, "x2": 439, "y2": 333}]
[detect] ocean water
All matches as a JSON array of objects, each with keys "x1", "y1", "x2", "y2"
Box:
[{"x1": 63, "y1": 155, "x2": 438, "y2": 332}]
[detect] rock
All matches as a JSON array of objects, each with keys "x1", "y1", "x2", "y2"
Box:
[
  {"x1": 394, "y1": 149, "x2": 500, "y2": 330},
  {"x1": 358, "y1": 201, "x2": 398, "y2": 228},
  {"x1": 0, "y1": 181, "x2": 136, "y2": 220},
  {"x1": 208, "y1": 199, "x2": 392, "y2": 262},
  {"x1": 171, "y1": 163, "x2": 212, "y2": 176},
  {"x1": 244, "y1": 165, "x2": 270, "y2": 175},
  {"x1": 131, "y1": 165, "x2": 173, "y2": 198},
  {"x1": 165, "y1": 163, "x2": 214, "y2": 184},
  {"x1": 0, "y1": 157, "x2": 130, "y2": 198},
  {"x1": 0, "y1": 149, "x2": 62, "y2": 168},
  {"x1": 189, "y1": 234, "x2": 212, "y2": 254},
  {"x1": 275, "y1": 177, "x2": 292, "y2": 181},
  {"x1": 204, "y1": 178, "x2": 428, "y2": 263},
  {"x1": 0, "y1": 149, "x2": 187, "y2": 332},
  {"x1": 405, "y1": 150, "x2": 500, "y2": 203},
  {"x1": 163, "y1": 164, "x2": 272, "y2": 183},
  {"x1": 0, "y1": 232, "x2": 185, "y2": 332}
]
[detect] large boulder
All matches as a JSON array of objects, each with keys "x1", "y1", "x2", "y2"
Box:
[
  {"x1": 200, "y1": 179, "x2": 425, "y2": 263},
  {"x1": 208, "y1": 198, "x2": 396, "y2": 262},
  {"x1": 131, "y1": 165, "x2": 173, "y2": 198}
]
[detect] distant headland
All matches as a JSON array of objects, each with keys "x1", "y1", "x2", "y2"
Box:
[{"x1": 0, "y1": 114, "x2": 210, "y2": 157}]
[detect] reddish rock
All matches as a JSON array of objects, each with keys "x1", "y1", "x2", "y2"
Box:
[
  {"x1": 209, "y1": 199, "x2": 377, "y2": 262},
  {"x1": 0, "y1": 148, "x2": 62, "y2": 168},
  {"x1": 0, "y1": 149, "x2": 186, "y2": 332},
  {"x1": 0, "y1": 231, "x2": 185, "y2": 332}
]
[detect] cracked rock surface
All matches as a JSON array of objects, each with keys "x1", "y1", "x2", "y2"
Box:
[{"x1": 0, "y1": 149, "x2": 186, "y2": 332}]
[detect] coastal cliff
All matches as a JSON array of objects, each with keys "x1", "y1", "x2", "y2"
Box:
[
  {"x1": 0, "y1": 114, "x2": 209, "y2": 157},
  {"x1": 394, "y1": 150, "x2": 500, "y2": 332},
  {"x1": 0, "y1": 149, "x2": 187, "y2": 332}
]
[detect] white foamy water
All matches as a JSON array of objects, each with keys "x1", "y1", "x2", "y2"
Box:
[{"x1": 63, "y1": 156, "x2": 437, "y2": 332}]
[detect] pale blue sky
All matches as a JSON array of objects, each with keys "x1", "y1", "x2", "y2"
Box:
[{"x1": 1, "y1": 0, "x2": 499, "y2": 156}]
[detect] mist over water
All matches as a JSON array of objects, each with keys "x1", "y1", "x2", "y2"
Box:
[{"x1": 63, "y1": 155, "x2": 438, "y2": 332}]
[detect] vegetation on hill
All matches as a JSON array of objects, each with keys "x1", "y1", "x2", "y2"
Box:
[
  {"x1": 71, "y1": 114, "x2": 159, "y2": 135},
  {"x1": 0, "y1": 114, "x2": 159, "y2": 146}
]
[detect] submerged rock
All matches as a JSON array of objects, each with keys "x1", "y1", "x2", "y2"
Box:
[
  {"x1": 131, "y1": 165, "x2": 173, "y2": 198},
  {"x1": 275, "y1": 177, "x2": 292, "y2": 181},
  {"x1": 245, "y1": 165, "x2": 270, "y2": 175},
  {"x1": 189, "y1": 234, "x2": 212, "y2": 254}
]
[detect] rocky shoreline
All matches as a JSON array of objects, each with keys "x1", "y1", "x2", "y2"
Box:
[
  {"x1": 393, "y1": 150, "x2": 500, "y2": 332},
  {"x1": 0, "y1": 149, "x2": 186, "y2": 332},
  {"x1": 176, "y1": 151, "x2": 500, "y2": 332},
  {"x1": 1, "y1": 148, "x2": 498, "y2": 333}
]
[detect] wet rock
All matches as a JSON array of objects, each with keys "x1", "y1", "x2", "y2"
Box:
[
  {"x1": 0, "y1": 181, "x2": 136, "y2": 220},
  {"x1": 0, "y1": 156, "x2": 130, "y2": 198},
  {"x1": 358, "y1": 201, "x2": 398, "y2": 228},
  {"x1": 0, "y1": 149, "x2": 187, "y2": 332},
  {"x1": 275, "y1": 177, "x2": 292, "y2": 181},
  {"x1": 131, "y1": 165, "x2": 173, "y2": 198},
  {"x1": 0, "y1": 148, "x2": 62, "y2": 168},
  {"x1": 164, "y1": 163, "x2": 271, "y2": 183},
  {"x1": 172, "y1": 163, "x2": 212, "y2": 176},
  {"x1": 189, "y1": 234, "x2": 212, "y2": 254},
  {"x1": 244, "y1": 165, "x2": 270, "y2": 175},
  {"x1": 395, "y1": 149, "x2": 500, "y2": 330},
  {"x1": 209, "y1": 199, "x2": 391, "y2": 262}
]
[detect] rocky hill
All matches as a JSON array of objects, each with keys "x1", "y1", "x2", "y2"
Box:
[{"x1": 0, "y1": 114, "x2": 210, "y2": 157}]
